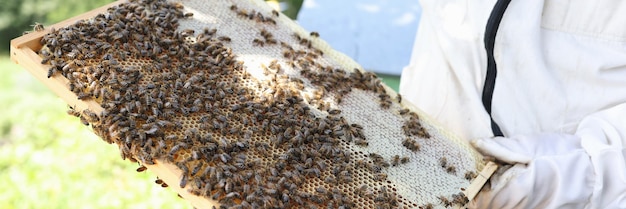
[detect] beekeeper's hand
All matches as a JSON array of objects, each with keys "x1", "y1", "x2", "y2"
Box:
[
  {"x1": 468, "y1": 104, "x2": 626, "y2": 209},
  {"x1": 469, "y1": 133, "x2": 592, "y2": 209}
]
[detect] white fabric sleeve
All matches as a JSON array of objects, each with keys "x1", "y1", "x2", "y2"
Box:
[
  {"x1": 471, "y1": 103, "x2": 626, "y2": 209},
  {"x1": 470, "y1": 133, "x2": 594, "y2": 209},
  {"x1": 577, "y1": 103, "x2": 626, "y2": 208}
]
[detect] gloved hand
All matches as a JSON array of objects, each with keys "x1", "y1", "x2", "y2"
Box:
[{"x1": 467, "y1": 133, "x2": 594, "y2": 209}]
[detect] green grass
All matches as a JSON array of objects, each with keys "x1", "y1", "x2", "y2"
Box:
[{"x1": 0, "y1": 55, "x2": 188, "y2": 209}]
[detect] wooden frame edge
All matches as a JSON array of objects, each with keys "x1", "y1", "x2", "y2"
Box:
[{"x1": 463, "y1": 161, "x2": 497, "y2": 201}]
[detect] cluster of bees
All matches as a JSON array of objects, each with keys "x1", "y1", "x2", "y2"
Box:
[
  {"x1": 38, "y1": 0, "x2": 477, "y2": 208},
  {"x1": 230, "y1": 4, "x2": 278, "y2": 25}
]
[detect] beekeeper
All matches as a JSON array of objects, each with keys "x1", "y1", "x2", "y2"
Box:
[{"x1": 400, "y1": 0, "x2": 626, "y2": 208}]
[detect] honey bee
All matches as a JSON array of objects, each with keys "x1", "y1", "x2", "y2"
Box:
[
  {"x1": 218, "y1": 36, "x2": 232, "y2": 42},
  {"x1": 379, "y1": 99, "x2": 392, "y2": 109},
  {"x1": 66, "y1": 108, "x2": 81, "y2": 117},
  {"x1": 464, "y1": 171, "x2": 477, "y2": 181},
  {"x1": 438, "y1": 196, "x2": 452, "y2": 207},
  {"x1": 419, "y1": 203, "x2": 434, "y2": 209},
  {"x1": 32, "y1": 22, "x2": 44, "y2": 32},
  {"x1": 265, "y1": 38, "x2": 277, "y2": 45},
  {"x1": 280, "y1": 41, "x2": 293, "y2": 50},
  {"x1": 212, "y1": 190, "x2": 225, "y2": 201},
  {"x1": 310, "y1": 31, "x2": 320, "y2": 37},
  {"x1": 191, "y1": 162, "x2": 203, "y2": 176},
  {"x1": 266, "y1": 18, "x2": 277, "y2": 25},
  {"x1": 292, "y1": 33, "x2": 302, "y2": 41},
  {"x1": 305, "y1": 168, "x2": 321, "y2": 178},
  {"x1": 328, "y1": 109, "x2": 341, "y2": 115},
  {"x1": 418, "y1": 129, "x2": 432, "y2": 139},
  {"x1": 79, "y1": 115, "x2": 90, "y2": 126},
  {"x1": 46, "y1": 67, "x2": 57, "y2": 78},
  {"x1": 282, "y1": 50, "x2": 293, "y2": 59},
  {"x1": 136, "y1": 165, "x2": 147, "y2": 172},
  {"x1": 181, "y1": 29, "x2": 195, "y2": 37},
  {"x1": 260, "y1": 29, "x2": 272, "y2": 38},
  {"x1": 446, "y1": 165, "x2": 457, "y2": 174},
  {"x1": 203, "y1": 28, "x2": 217, "y2": 37},
  {"x1": 440, "y1": 157, "x2": 448, "y2": 168},
  {"x1": 400, "y1": 156, "x2": 410, "y2": 164},
  {"x1": 315, "y1": 186, "x2": 327, "y2": 195},
  {"x1": 354, "y1": 139, "x2": 368, "y2": 147},
  {"x1": 402, "y1": 138, "x2": 420, "y2": 151},
  {"x1": 82, "y1": 109, "x2": 99, "y2": 122},
  {"x1": 391, "y1": 155, "x2": 401, "y2": 166},
  {"x1": 373, "y1": 173, "x2": 388, "y2": 181},
  {"x1": 272, "y1": 10, "x2": 280, "y2": 17},
  {"x1": 355, "y1": 184, "x2": 369, "y2": 196},
  {"x1": 184, "y1": 12, "x2": 194, "y2": 18},
  {"x1": 169, "y1": 143, "x2": 186, "y2": 155},
  {"x1": 253, "y1": 38, "x2": 265, "y2": 47}
]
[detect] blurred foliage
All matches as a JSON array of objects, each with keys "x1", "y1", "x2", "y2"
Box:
[
  {"x1": 377, "y1": 74, "x2": 400, "y2": 92},
  {"x1": 279, "y1": 0, "x2": 304, "y2": 20}
]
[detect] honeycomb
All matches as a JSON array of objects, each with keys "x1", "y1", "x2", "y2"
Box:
[{"x1": 38, "y1": 0, "x2": 484, "y2": 208}]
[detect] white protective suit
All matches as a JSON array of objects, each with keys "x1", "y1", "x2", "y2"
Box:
[{"x1": 399, "y1": 0, "x2": 626, "y2": 208}]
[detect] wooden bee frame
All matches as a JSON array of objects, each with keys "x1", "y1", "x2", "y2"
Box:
[{"x1": 10, "y1": 0, "x2": 497, "y2": 208}]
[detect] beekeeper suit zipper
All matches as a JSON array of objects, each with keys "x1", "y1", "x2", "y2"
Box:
[{"x1": 482, "y1": 0, "x2": 511, "y2": 137}]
